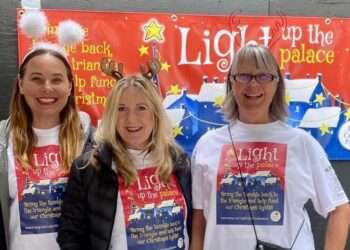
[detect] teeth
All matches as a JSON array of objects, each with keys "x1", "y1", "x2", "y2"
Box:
[
  {"x1": 37, "y1": 98, "x2": 56, "y2": 103},
  {"x1": 245, "y1": 94, "x2": 262, "y2": 98},
  {"x1": 126, "y1": 127, "x2": 141, "y2": 132}
]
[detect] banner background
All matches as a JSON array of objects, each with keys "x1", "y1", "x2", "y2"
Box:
[{"x1": 17, "y1": 9, "x2": 350, "y2": 160}]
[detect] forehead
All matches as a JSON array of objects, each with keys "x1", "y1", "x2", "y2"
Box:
[
  {"x1": 119, "y1": 86, "x2": 149, "y2": 104},
  {"x1": 25, "y1": 54, "x2": 67, "y2": 73},
  {"x1": 231, "y1": 49, "x2": 278, "y2": 74}
]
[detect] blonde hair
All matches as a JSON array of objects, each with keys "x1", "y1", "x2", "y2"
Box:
[
  {"x1": 9, "y1": 49, "x2": 84, "y2": 171},
  {"x1": 94, "y1": 74, "x2": 181, "y2": 185},
  {"x1": 222, "y1": 44, "x2": 287, "y2": 121}
]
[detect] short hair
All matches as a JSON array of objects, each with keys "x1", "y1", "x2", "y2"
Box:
[
  {"x1": 222, "y1": 44, "x2": 287, "y2": 121},
  {"x1": 95, "y1": 74, "x2": 181, "y2": 185},
  {"x1": 9, "y1": 48, "x2": 83, "y2": 171}
]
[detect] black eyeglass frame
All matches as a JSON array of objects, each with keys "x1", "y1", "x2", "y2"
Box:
[{"x1": 230, "y1": 73, "x2": 278, "y2": 84}]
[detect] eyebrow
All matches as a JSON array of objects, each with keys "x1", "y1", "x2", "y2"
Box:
[
  {"x1": 29, "y1": 72, "x2": 64, "y2": 77},
  {"x1": 118, "y1": 103, "x2": 149, "y2": 106}
]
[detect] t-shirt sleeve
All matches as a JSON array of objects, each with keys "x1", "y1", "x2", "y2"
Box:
[
  {"x1": 191, "y1": 144, "x2": 204, "y2": 210},
  {"x1": 306, "y1": 135, "x2": 349, "y2": 218}
]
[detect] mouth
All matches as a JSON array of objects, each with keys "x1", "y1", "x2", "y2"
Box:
[
  {"x1": 36, "y1": 97, "x2": 58, "y2": 104},
  {"x1": 244, "y1": 93, "x2": 263, "y2": 99},
  {"x1": 126, "y1": 127, "x2": 142, "y2": 132}
]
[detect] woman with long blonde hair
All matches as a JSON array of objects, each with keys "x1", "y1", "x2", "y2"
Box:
[
  {"x1": 58, "y1": 74, "x2": 192, "y2": 250},
  {"x1": 0, "y1": 45, "x2": 94, "y2": 250}
]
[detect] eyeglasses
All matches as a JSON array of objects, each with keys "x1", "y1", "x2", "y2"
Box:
[{"x1": 231, "y1": 73, "x2": 277, "y2": 84}]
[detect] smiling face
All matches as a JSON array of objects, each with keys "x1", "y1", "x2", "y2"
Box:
[
  {"x1": 116, "y1": 86, "x2": 155, "y2": 150},
  {"x1": 230, "y1": 57, "x2": 279, "y2": 124},
  {"x1": 19, "y1": 53, "x2": 72, "y2": 128}
]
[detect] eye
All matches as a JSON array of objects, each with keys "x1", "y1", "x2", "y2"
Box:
[
  {"x1": 235, "y1": 73, "x2": 252, "y2": 83},
  {"x1": 30, "y1": 77, "x2": 42, "y2": 82},
  {"x1": 136, "y1": 105, "x2": 148, "y2": 111},
  {"x1": 257, "y1": 73, "x2": 274, "y2": 83},
  {"x1": 118, "y1": 106, "x2": 126, "y2": 112},
  {"x1": 52, "y1": 78, "x2": 63, "y2": 84}
]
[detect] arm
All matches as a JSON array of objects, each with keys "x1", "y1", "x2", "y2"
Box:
[
  {"x1": 190, "y1": 209, "x2": 206, "y2": 250},
  {"x1": 57, "y1": 159, "x2": 90, "y2": 250},
  {"x1": 324, "y1": 203, "x2": 350, "y2": 250}
]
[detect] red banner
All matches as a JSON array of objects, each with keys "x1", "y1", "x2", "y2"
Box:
[{"x1": 17, "y1": 9, "x2": 350, "y2": 159}]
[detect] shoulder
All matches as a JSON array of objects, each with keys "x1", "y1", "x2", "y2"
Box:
[
  {"x1": 0, "y1": 119, "x2": 9, "y2": 133},
  {"x1": 78, "y1": 111, "x2": 96, "y2": 153},
  {"x1": 79, "y1": 111, "x2": 95, "y2": 140},
  {"x1": 171, "y1": 146, "x2": 190, "y2": 173},
  {"x1": 76, "y1": 143, "x2": 113, "y2": 169},
  {"x1": 282, "y1": 123, "x2": 321, "y2": 145},
  {"x1": 0, "y1": 119, "x2": 9, "y2": 146},
  {"x1": 195, "y1": 125, "x2": 228, "y2": 148},
  {"x1": 275, "y1": 122, "x2": 326, "y2": 156},
  {"x1": 79, "y1": 111, "x2": 91, "y2": 133}
]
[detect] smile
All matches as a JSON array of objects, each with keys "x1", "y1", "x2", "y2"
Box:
[
  {"x1": 244, "y1": 93, "x2": 263, "y2": 98},
  {"x1": 126, "y1": 127, "x2": 142, "y2": 132},
  {"x1": 36, "y1": 97, "x2": 58, "y2": 104}
]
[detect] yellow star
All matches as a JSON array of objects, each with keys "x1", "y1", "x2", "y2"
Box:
[
  {"x1": 161, "y1": 61, "x2": 171, "y2": 72},
  {"x1": 214, "y1": 95, "x2": 224, "y2": 107},
  {"x1": 138, "y1": 45, "x2": 149, "y2": 56},
  {"x1": 172, "y1": 126, "x2": 183, "y2": 137},
  {"x1": 285, "y1": 93, "x2": 292, "y2": 105},
  {"x1": 143, "y1": 19, "x2": 164, "y2": 42},
  {"x1": 313, "y1": 93, "x2": 326, "y2": 106},
  {"x1": 344, "y1": 108, "x2": 350, "y2": 121},
  {"x1": 320, "y1": 123, "x2": 330, "y2": 136},
  {"x1": 169, "y1": 84, "x2": 181, "y2": 95}
]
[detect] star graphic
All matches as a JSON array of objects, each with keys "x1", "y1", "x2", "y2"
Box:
[
  {"x1": 161, "y1": 61, "x2": 171, "y2": 72},
  {"x1": 313, "y1": 93, "x2": 326, "y2": 106},
  {"x1": 214, "y1": 95, "x2": 224, "y2": 107},
  {"x1": 320, "y1": 123, "x2": 330, "y2": 136},
  {"x1": 138, "y1": 45, "x2": 149, "y2": 56},
  {"x1": 285, "y1": 93, "x2": 292, "y2": 105},
  {"x1": 143, "y1": 19, "x2": 165, "y2": 42},
  {"x1": 172, "y1": 126, "x2": 183, "y2": 137},
  {"x1": 168, "y1": 84, "x2": 181, "y2": 95},
  {"x1": 344, "y1": 108, "x2": 350, "y2": 121}
]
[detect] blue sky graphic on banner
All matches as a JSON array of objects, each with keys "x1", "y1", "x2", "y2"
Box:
[{"x1": 164, "y1": 75, "x2": 350, "y2": 159}]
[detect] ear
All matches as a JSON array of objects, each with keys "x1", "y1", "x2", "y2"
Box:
[
  {"x1": 68, "y1": 81, "x2": 73, "y2": 95},
  {"x1": 18, "y1": 76, "x2": 24, "y2": 94}
]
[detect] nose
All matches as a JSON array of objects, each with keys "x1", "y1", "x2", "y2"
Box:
[
  {"x1": 125, "y1": 110, "x2": 138, "y2": 123},
  {"x1": 248, "y1": 77, "x2": 259, "y2": 85},
  {"x1": 42, "y1": 80, "x2": 53, "y2": 92}
]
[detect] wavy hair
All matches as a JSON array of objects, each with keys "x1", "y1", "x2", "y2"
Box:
[
  {"x1": 222, "y1": 44, "x2": 287, "y2": 121},
  {"x1": 9, "y1": 49, "x2": 83, "y2": 171},
  {"x1": 94, "y1": 74, "x2": 181, "y2": 185}
]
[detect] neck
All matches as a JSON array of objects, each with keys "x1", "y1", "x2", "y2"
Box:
[
  {"x1": 239, "y1": 111, "x2": 272, "y2": 124},
  {"x1": 32, "y1": 116, "x2": 60, "y2": 129}
]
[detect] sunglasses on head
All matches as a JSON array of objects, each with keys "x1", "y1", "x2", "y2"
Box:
[{"x1": 230, "y1": 73, "x2": 277, "y2": 84}]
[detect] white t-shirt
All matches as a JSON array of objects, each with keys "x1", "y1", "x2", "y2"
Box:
[
  {"x1": 191, "y1": 120, "x2": 349, "y2": 250},
  {"x1": 8, "y1": 126, "x2": 67, "y2": 250},
  {"x1": 109, "y1": 149, "x2": 189, "y2": 250}
]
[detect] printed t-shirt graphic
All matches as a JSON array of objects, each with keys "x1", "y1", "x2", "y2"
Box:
[
  {"x1": 15, "y1": 145, "x2": 68, "y2": 234},
  {"x1": 216, "y1": 142, "x2": 287, "y2": 225},
  {"x1": 119, "y1": 167, "x2": 186, "y2": 250}
]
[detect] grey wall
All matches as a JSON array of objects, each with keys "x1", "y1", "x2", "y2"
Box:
[{"x1": 0, "y1": 0, "x2": 349, "y2": 249}]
